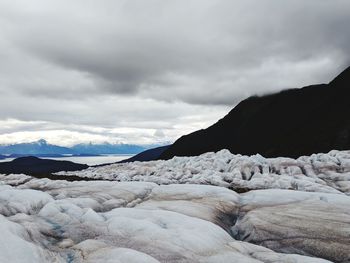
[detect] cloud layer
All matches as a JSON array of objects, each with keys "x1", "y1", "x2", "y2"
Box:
[{"x1": 0, "y1": 0, "x2": 349, "y2": 145}]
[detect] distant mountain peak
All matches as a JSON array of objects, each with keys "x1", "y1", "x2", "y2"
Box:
[{"x1": 36, "y1": 139, "x2": 48, "y2": 145}]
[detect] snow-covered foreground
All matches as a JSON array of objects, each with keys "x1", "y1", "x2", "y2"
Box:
[{"x1": 1, "y1": 150, "x2": 350, "y2": 262}]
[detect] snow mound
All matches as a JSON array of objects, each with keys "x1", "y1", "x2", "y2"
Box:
[{"x1": 0, "y1": 175, "x2": 347, "y2": 262}]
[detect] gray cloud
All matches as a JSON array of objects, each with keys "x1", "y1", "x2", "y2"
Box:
[{"x1": 0, "y1": 0, "x2": 349, "y2": 144}]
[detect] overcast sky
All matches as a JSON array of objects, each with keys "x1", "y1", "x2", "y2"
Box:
[{"x1": 0, "y1": 0, "x2": 349, "y2": 146}]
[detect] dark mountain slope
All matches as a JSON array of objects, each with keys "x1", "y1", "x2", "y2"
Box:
[
  {"x1": 0, "y1": 156, "x2": 88, "y2": 175},
  {"x1": 160, "y1": 66, "x2": 350, "y2": 159},
  {"x1": 119, "y1": 145, "x2": 170, "y2": 163}
]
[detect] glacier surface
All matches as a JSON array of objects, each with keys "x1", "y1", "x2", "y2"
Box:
[
  {"x1": 1, "y1": 150, "x2": 350, "y2": 262},
  {"x1": 59, "y1": 149, "x2": 350, "y2": 195}
]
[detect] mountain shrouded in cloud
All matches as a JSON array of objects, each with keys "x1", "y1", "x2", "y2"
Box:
[
  {"x1": 0, "y1": 0, "x2": 350, "y2": 145},
  {"x1": 161, "y1": 66, "x2": 350, "y2": 159}
]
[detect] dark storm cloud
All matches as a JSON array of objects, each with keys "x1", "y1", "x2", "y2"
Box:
[
  {"x1": 3, "y1": 0, "x2": 349, "y2": 103},
  {"x1": 0, "y1": 0, "x2": 349, "y2": 144}
]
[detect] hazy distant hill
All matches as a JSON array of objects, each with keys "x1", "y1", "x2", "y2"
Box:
[
  {"x1": 0, "y1": 139, "x2": 159, "y2": 156},
  {"x1": 161, "y1": 66, "x2": 350, "y2": 159},
  {"x1": 71, "y1": 143, "x2": 148, "y2": 155},
  {"x1": 0, "y1": 139, "x2": 74, "y2": 155}
]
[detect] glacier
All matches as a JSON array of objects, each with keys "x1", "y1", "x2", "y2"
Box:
[
  {"x1": 58, "y1": 149, "x2": 350, "y2": 195},
  {"x1": 1, "y1": 150, "x2": 350, "y2": 262}
]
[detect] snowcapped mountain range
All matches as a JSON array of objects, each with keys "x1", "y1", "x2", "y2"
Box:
[{"x1": 0, "y1": 139, "x2": 159, "y2": 156}]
